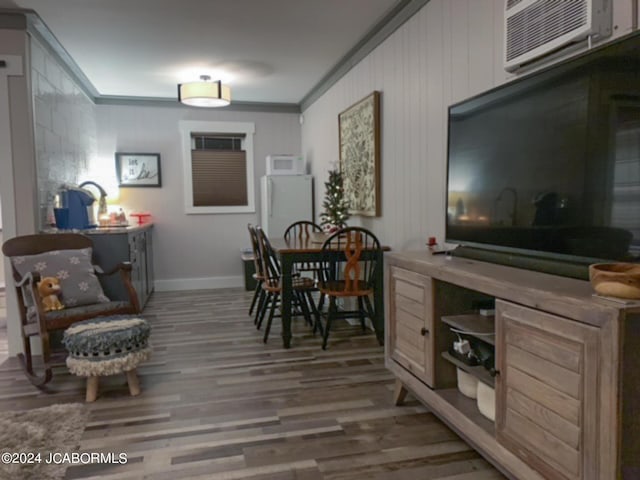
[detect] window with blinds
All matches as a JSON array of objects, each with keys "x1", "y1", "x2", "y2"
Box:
[
  {"x1": 191, "y1": 133, "x2": 247, "y2": 207},
  {"x1": 180, "y1": 120, "x2": 255, "y2": 214}
]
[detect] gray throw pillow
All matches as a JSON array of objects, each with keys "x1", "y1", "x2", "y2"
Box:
[{"x1": 11, "y1": 247, "x2": 110, "y2": 308}]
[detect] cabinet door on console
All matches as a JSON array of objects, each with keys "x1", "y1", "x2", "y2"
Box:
[
  {"x1": 495, "y1": 300, "x2": 599, "y2": 480},
  {"x1": 388, "y1": 267, "x2": 434, "y2": 387}
]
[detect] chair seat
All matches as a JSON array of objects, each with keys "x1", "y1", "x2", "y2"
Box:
[
  {"x1": 292, "y1": 277, "x2": 316, "y2": 289},
  {"x1": 318, "y1": 280, "x2": 373, "y2": 297},
  {"x1": 264, "y1": 276, "x2": 316, "y2": 292},
  {"x1": 27, "y1": 301, "x2": 134, "y2": 331}
]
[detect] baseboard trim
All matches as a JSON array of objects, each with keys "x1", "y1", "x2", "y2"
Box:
[{"x1": 154, "y1": 276, "x2": 244, "y2": 292}]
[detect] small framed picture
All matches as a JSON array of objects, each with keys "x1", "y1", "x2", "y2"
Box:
[{"x1": 115, "y1": 153, "x2": 162, "y2": 187}]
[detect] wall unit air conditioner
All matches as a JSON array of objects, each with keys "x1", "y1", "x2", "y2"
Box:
[{"x1": 504, "y1": 0, "x2": 612, "y2": 72}]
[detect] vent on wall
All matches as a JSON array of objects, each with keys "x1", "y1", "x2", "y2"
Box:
[{"x1": 504, "y1": 0, "x2": 612, "y2": 72}]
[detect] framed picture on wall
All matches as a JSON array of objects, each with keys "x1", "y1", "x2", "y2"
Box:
[
  {"x1": 339, "y1": 91, "x2": 381, "y2": 216},
  {"x1": 115, "y1": 152, "x2": 162, "y2": 187}
]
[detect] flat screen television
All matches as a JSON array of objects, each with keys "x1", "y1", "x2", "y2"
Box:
[{"x1": 446, "y1": 30, "x2": 640, "y2": 277}]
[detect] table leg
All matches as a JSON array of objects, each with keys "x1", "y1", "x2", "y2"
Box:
[
  {"x1": 281, "y1": 254, "x2": 294, "y2": 348},
  {"x1": 373, "y1": 252, "x2": 385, "y2": 346}
]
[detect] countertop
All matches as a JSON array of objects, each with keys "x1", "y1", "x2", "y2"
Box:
[
  {"x1": 43, "y1": 223, "x2": 153, "y2": 235},
  {"x1": 386, "y1": 250, "x2": 640, "y2": 324}
]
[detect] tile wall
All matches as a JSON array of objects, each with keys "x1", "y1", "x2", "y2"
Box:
[{"x1": 30, "y1": 36, "x2": 97, "y2": 228}]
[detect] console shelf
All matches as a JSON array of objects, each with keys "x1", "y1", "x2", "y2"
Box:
[
  {"x1": 435, "y1": 388, "x2": 495, "y2": 435},
  {"x1": 441, "y1": 314, "x2": 495, "y2": 345},
  {"x1": 441, "y1": 351, "x2": 495, "y2": 387},
  {"x1": 386, "y1": 251, "x2": 640, "y2": 480}
]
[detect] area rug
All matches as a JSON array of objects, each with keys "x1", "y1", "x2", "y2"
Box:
[{"x1": 0, "y1": 403, "x2": 89, "y2": 480}]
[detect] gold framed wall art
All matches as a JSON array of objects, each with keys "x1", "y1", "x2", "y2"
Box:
[{"x1": 338, "y1": 91, "x2": 381, "y2": 217}]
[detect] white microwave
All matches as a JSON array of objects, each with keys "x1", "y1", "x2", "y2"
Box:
[{"x1": 266, "y1": 155, "x2": 305, "y2": 175}]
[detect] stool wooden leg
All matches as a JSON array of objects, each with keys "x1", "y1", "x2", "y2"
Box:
[
  {"x1": 126, "y1": 369, "x2": 141, "y2": 396},
  {"x1": 86, "y1": 376, "x2": 99, "y2": 402}
]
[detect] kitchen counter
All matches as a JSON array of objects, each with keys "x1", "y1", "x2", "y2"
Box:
[
  {"x1": 43, "y1": 223, "x2": 153, "y2": 235},
  {"x1": 42, "y1": 223, "x2": 155, "y2": 308}
]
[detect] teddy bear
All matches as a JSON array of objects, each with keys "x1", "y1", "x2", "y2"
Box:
[{"x1": 37, "y1": 276, "x2": 64, "y2": 312}]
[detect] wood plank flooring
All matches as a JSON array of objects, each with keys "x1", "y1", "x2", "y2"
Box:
[{"x1": 0, "y1": 288, "x2": 505, "y2": 479}]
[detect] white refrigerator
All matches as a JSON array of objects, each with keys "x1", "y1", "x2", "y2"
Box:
[{"x1": 260, "y1": 175, "x2": 314, "y2": 237}]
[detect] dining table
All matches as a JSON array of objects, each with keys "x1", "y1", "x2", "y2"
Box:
[{"x1": 270, "y1": 232, "x2": 390, "y2": 349}]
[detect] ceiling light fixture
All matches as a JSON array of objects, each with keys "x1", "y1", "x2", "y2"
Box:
[{"x1": 178, "y1": 75, "x2": 231, "y2": 107}]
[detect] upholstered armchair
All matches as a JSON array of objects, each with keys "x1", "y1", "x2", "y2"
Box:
[{"x1": 2, "y1": 233, "x2": 140, "y2": 387}]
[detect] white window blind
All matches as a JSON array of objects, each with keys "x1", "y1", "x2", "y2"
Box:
[{"x1": 191, "y1": 148, "x2": 247, "y2": 206}]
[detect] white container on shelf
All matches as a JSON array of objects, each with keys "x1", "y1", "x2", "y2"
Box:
[
  {"x1": 477, "y1": 381, "x2": 496, "y2": 421},
  {"x1": 456, "y1": 368, "x2": 478, "y2": 399}
]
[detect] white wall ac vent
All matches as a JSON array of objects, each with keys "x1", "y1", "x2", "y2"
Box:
[{"x1": 504, "y1": 0, "x2": 612, "y2": 72}]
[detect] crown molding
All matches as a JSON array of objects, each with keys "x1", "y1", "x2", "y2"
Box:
[
  {"x1": 300, "y1": 0, "x2": 430, "y2": 111},
  {"x1": 0, "y1": 9, "x2": 28, "y2": 29},
  {"x1": 24, "y1": 11, "x2": 100, "y2": 100},
  {"x1": 96, "y1": 95, "x2": 300, "y2": 113}
]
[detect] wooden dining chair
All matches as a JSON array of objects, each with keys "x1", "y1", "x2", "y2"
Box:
[
  {"x1": 317, "y1": 227, "x2": 381, "y2": 349},
  {"x1": 284, "y1": 220, "x2": 323, "y2": 276},
  {"x1": 284, "y1": 220, "x2": 327, "y2": 310},
  {"x1": 284, "y1": 221, "x2": 322, "y2": 241},
  {"x1": 255, "y1": 227, "x2": 321, "y2": 343},
  {"x1": 247, "y1": 224, "x2": 266, "y2": 323}
]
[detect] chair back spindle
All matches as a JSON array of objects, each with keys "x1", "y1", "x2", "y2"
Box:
[
  {"x1": 247, "y1": 224, "x2": 265, "y2": 280},
  {"x1": 284, "y1": 221, "x2": 322, "y2": 242},
  {"x1": 256, "y1": 227, "x2": 281, "y2": 287},
  {"x1": 284, "y1": 221, "x2": 323, "y2": 278},
  {"x1": 343, "y1": 231, "x2": 363, "y2": 293}
]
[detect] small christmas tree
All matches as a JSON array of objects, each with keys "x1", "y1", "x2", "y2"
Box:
[{"x1": 320, "y1": 168, "x2": 350, "y2": 231}]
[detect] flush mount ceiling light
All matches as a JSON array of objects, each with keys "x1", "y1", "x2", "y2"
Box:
[{"x1": 178, "y1": 75, "x2": 231, "y2": 107}]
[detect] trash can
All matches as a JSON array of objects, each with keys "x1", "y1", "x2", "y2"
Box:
[{"x1": 241, "y1": 252, "x2": 257, "y2": 291}]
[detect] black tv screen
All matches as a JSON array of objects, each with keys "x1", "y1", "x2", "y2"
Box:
[{"x1": 446, "y1": 31, "x2": 640, "y2": 265}]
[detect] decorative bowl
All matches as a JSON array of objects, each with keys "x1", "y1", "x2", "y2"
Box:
[{"x1": 589, "y1": 263, "x2": 640, "y2": 300}]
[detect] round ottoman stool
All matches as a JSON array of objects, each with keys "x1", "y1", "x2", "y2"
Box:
[{"x1": 63, "y1": 315, "x2": 151, "y2": 402}]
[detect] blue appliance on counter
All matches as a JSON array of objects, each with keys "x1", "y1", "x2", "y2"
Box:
[{"x1": 59, "y1": 185, "x2": 97, "y2": 229}]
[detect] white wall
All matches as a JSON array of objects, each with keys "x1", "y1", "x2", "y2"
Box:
[
  {"x1": 96, "y1": 105, "x2": 301, "y2": 290},
  {"x1": 302, "y1": 0, "x2": 636, "y2": 251}
]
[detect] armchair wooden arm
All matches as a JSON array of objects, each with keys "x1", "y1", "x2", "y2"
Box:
[
  {"x1": 15, "y1": 272, "x2": 50, "y2": 334},
  {"x1": 94, "y1": 261, "x2": 140, "y2": 314},
  {"x1": 11, "y1": 270, "x2": 54, "y2": 386}
]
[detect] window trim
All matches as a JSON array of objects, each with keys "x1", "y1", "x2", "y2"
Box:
[{"x1": 180, "y1": 120, "x2": 256, "y2": 214}]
